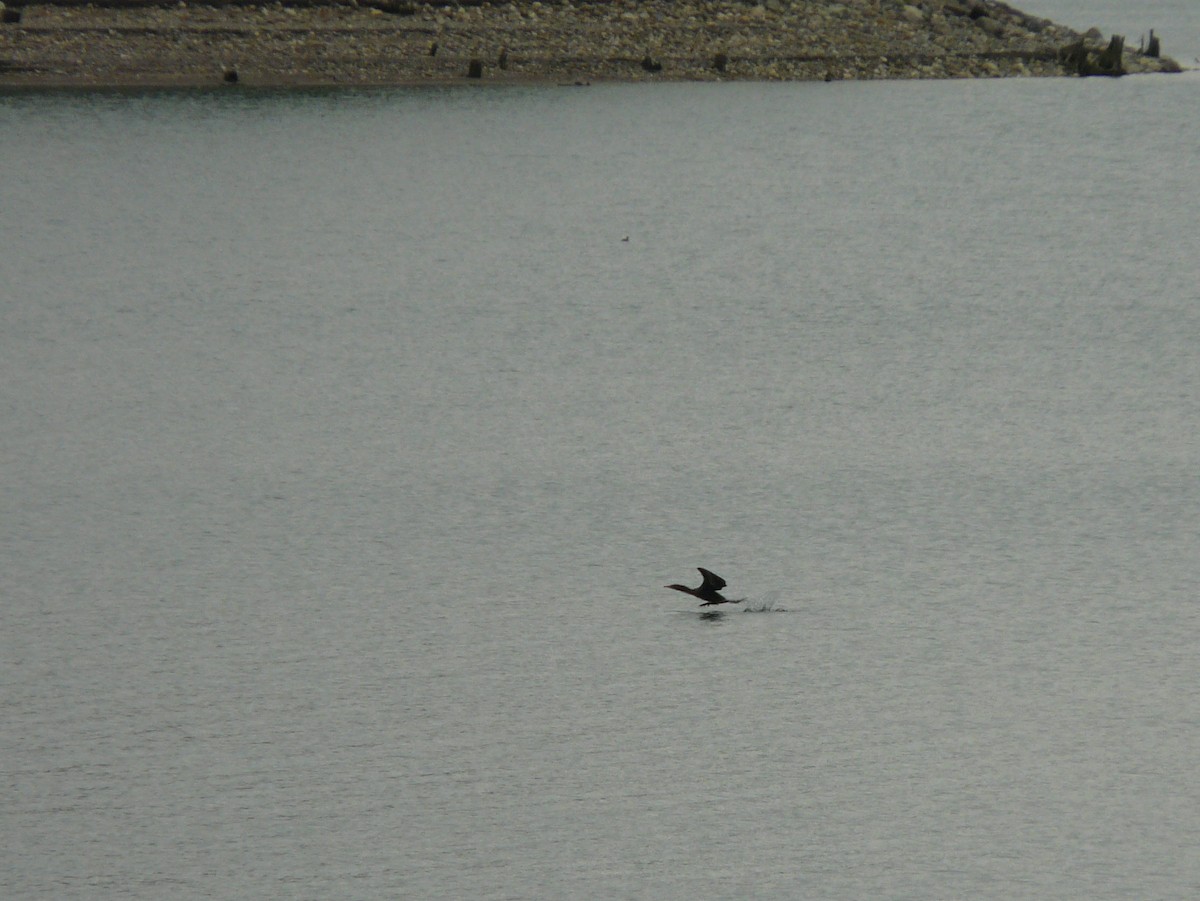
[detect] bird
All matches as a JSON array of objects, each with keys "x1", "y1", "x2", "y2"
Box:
[{"x1": 665, "y1": 568, "x2": 740, "y2": 607}]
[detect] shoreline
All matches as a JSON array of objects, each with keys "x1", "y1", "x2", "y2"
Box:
[{"x1": 1, "y1": 0, "x2": 1183, "y2": 89}]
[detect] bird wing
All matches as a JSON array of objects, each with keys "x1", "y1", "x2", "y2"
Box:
[{"x1": 697, "y1": 568, "x2": 726, "y2": 592}]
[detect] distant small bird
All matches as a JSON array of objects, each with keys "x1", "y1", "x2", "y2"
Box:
[{"x1": 665, "y1": 567, "x2": 740, "y2": 607}]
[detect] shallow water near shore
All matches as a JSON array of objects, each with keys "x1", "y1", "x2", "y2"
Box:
[{"x1": 4, "y1": 76, "x2": 1200, "y2": 898}]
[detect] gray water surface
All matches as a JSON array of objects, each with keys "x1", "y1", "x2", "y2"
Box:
[{"x1": 3, "y1": 77, "x2": 1199, "y2": 899}]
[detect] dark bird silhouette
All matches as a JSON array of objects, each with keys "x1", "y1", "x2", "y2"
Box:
[{"x1": 665, "y1": 567, "x2": 740, "y2": 607}]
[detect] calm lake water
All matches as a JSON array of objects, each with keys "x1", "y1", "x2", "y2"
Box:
[{"x1": 3, "y1": 67, "x2": 1199, "y2": 899}]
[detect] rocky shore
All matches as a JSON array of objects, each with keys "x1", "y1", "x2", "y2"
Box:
[{"x1": 0, "y1": 0, "x2": 1182, "y2": 87}]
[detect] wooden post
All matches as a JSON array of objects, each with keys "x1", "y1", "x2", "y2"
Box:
[
  {"x1": 1095, "y1": 34, "x2": 1125, "y2": 75},
  {"x1": 1145, "y1": 29, "x2": 1160, "y2": 58}
]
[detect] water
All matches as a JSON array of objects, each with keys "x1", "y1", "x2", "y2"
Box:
[{"x1": 4, "y1": 73, "x2": 1200, "y2": 899}]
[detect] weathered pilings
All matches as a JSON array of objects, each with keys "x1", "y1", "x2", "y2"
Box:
[
  {"x1": 1060, "y1": 34, "x2": 1126, "y2": 77},
  {"x1": 1095, "y1": 34, "x2": 1125, "y2": 74},
  {"x1": 1144, "y1": 29, "x2": 1161, "y2": 58}
]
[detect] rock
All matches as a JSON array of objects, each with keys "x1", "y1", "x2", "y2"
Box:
[
  {"x1": 370, "y1": 1, "x2": 413, "y2": 14},
  {"x1": 976, "y1": 16, "x2": 1006, "y2": 38},
  {"x1": 0, "y1": 0, "x2": 1181, "y2": 87}
]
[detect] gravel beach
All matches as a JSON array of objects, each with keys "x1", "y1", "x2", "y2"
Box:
[{"x1": 0, "y1": 0, "x2": 1183, "y2": 87}]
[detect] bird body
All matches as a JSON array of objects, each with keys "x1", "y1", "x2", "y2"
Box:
[{"x1": 665, "y1": 567, "x2": 740, "y2": 606}]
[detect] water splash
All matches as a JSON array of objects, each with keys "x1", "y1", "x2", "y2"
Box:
[{"x1": 741, "y1": 592, "x2": 788, "y2": 613}]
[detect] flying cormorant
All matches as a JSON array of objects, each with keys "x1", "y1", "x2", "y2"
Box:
[{"x1": 665, "y1": 568, "x2": 740, "y2": 606}]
